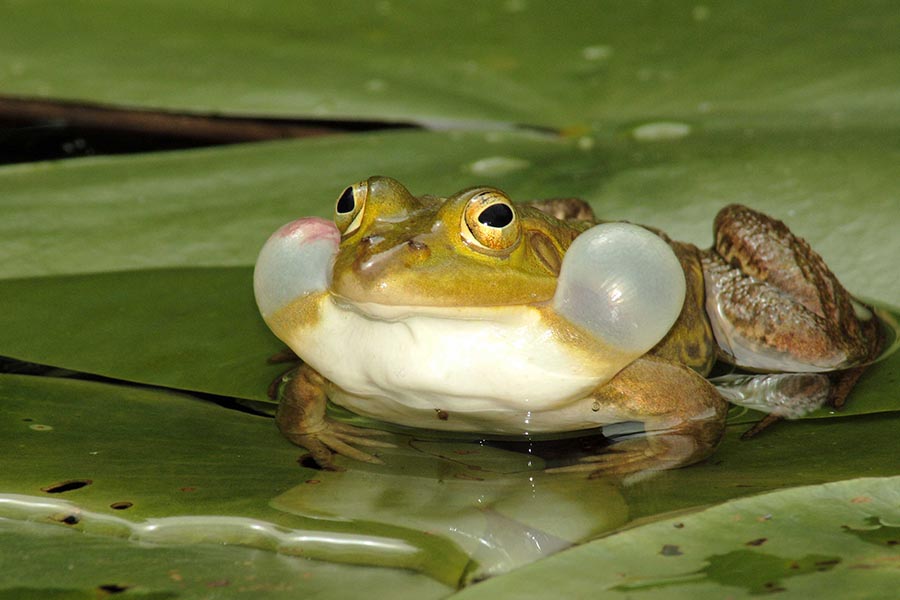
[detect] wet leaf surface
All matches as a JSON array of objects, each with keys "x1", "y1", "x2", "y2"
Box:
[
  {"x1": 2, "y1": 373, "x2": 899, "y2": 596},
  {"x1": 0, "y1": 518, "x2": 446, "y2": 600},
  {"x1": 452, "y1": 476, "x2": 900, "y2": 599}
]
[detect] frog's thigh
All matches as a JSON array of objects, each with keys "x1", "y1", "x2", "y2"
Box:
[
  {"x1": 591, "y1": 358, "x2": 727, "y2": 472},
  {"x1": 704, "y1": 204, "x2": 872, "y2": 370}
]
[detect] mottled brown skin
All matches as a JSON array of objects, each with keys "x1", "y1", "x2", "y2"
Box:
[
  {"x1": 273, "y1": 179, "x2": 881, "y2": 475},
  {"x1": 704, "y1": 205, "x2": 879, "y2": 369}
]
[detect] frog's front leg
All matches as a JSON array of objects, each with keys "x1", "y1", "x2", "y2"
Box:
[
  {"x1": 276, "y1": 363, "x2": 395, "y2": 469},
  {"x1": 551, "y1": 357, "x2": 728, "y2": 477}
]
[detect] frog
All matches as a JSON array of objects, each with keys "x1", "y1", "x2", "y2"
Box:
[{"x1": 253, "y1": 176, "x2": 882, "y2": 475}]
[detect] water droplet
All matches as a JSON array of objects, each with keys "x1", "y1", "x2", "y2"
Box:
[
  {"x1": 692, "y1": 5, "x2": 711, "y2": 21},
  {"x1": 582, "y1": 45, "x2": 613, "y2": 61},
  {"x1": 467, "y1": 156, "x2": 531, "y2": 176},
  {"x1": 504, "y1": 0, "x2": 527, "y2": 12},
  {"x1": 365, "y1": 79, "x2": 387, "y2": 93},
  {"x1": 591, "y1": 401, "x2": 601, "y2": 412},
  {"x1": 631, "y1": 121, "x2": 692, "y2": 142}
]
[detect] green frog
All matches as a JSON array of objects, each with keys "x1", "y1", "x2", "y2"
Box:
[{"x1": 254, "y1": 177, "x2": 881, "y2": 474}]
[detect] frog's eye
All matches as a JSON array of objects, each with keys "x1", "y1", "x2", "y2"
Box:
[
  {"x1": 462, "y1": 190, "x2": 521, "y2": 252},
  {"x1": 334, "y1": 182, "x2": 367, "y2": 235}
]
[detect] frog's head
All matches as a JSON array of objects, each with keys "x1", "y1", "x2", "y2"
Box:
[{"x1": 255, "y1": 177, "x2": 685, "y2": 356}]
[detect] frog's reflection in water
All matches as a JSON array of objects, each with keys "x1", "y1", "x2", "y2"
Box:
[{"x1": 271, "y1": 434, "x2": 628, "y2": 584}]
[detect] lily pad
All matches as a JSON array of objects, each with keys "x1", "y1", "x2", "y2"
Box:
[
  {"x1": 451, "y1": 476, "x2": 900, "y2": 599},
  {"x1": 2, "y1": 129, "x2": 897, "y2": 300},
  {"x1": 1, "y1": 2, "x2": 898, "y2": 128},
  {"x1": 3, "y1": 372, "x2": 900, "y2": 596},
  {"x1": 0, "y1": 128, "x2": 897, "y2": 413},
  {"x1": 0, "y1": 518, "x2": 446, "y2": 600}
]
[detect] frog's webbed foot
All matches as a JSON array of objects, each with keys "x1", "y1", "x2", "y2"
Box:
[
  {"x1": 703, "y1": 204, "x2": 882, "y2": 374},
  {"x1": 730, "y1": 365, "x2": 870, "y2": 438},
  {"x1": 285, "y1": 422, "x2": 395, "y2": 470},
  {"x1": 275, "y1": 363, "x2": 395, "y2": 470},
  {"x1": 547, "y1": 432, "x2": 712, "y2": 479}
]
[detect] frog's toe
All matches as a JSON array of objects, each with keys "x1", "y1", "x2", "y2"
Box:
[
  {"x1": 547, "y1": 446, "x2": 650, "y2": 477},
  {"x1": 293, "y1": 431, "x2": 387, "y2": 467},
  {"x1": 547, "y1": 434, "x2": 708, "y2": 477},
  {"x1": 329, "y1": 421, "x2": 394, "y2": 438},
  {"x1": 289, "y1": 434, "x2": 344, "y2": 471},
  {"x1": 317, "y1": 434, "x2": 387, "y2": 465}
]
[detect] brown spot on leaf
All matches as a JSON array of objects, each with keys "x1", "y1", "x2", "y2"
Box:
[
  {"x1": 41, "y1": 479, "x2": 93, "y2": 494},
  {"x1": 98, "y1": 584, "x2": 129, "y2": 594},
  {"x1": 54, "y1": 514, "x2": 80, "y2": 525},
  {"x1": 660, "y1": 544, "x2": 683, "y2": 556},
  {"x1": 746, "y1": 537, "x2": 768, "y2": 546}
]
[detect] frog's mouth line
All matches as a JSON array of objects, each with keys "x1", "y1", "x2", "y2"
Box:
[{"x1": 330, "y1": 295, "x2": 545, "y2": 324}]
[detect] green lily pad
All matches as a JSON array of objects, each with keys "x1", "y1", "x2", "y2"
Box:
[
  {"x1": 1, "y1": 128, "x2": 897, "y2": 413},
  {"x1": 3, "y1": 373, "x2": 900, "y2": 596},
  {"x1": 0, "y1": 373, "x2": 469, "y2": 588},
  {"x1": 2, "y1": 129, "x2": 897, "y2": 301},
  {"x1": 0, "y1": 518, "x2": 445, "y2": 600},
  {"x1": 1, "y1": 2, "x2": 898, "y2": 128},
  {"x1": 452, "y1": 476, "x2": 900, "y2": 599}
]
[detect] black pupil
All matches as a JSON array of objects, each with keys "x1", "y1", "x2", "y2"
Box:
[
  {"x1": 478, "y1": 203, "x2": 514, "y2": 228},
  {"x1": 336, "y1": 187, "x2": 355, "y2": 214}
]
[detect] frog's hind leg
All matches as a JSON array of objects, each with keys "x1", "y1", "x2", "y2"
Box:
[
  {"x1": 703, "y1": 204, "x2": 882, "y2": 435},
  {"x1": 548, "y1": 357, "x2": 728, "y2": 478},
  {"x1": 702, "y1": 204, "x2": 880, "y2": 374}
]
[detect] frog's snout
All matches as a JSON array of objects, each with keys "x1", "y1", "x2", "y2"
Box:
[
  {"x1": 352, "y1": 235, "x2": 431, "y2": 276},
  {"x1": 253, "y1": 217, "x2": 340, "y2": 319}
]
